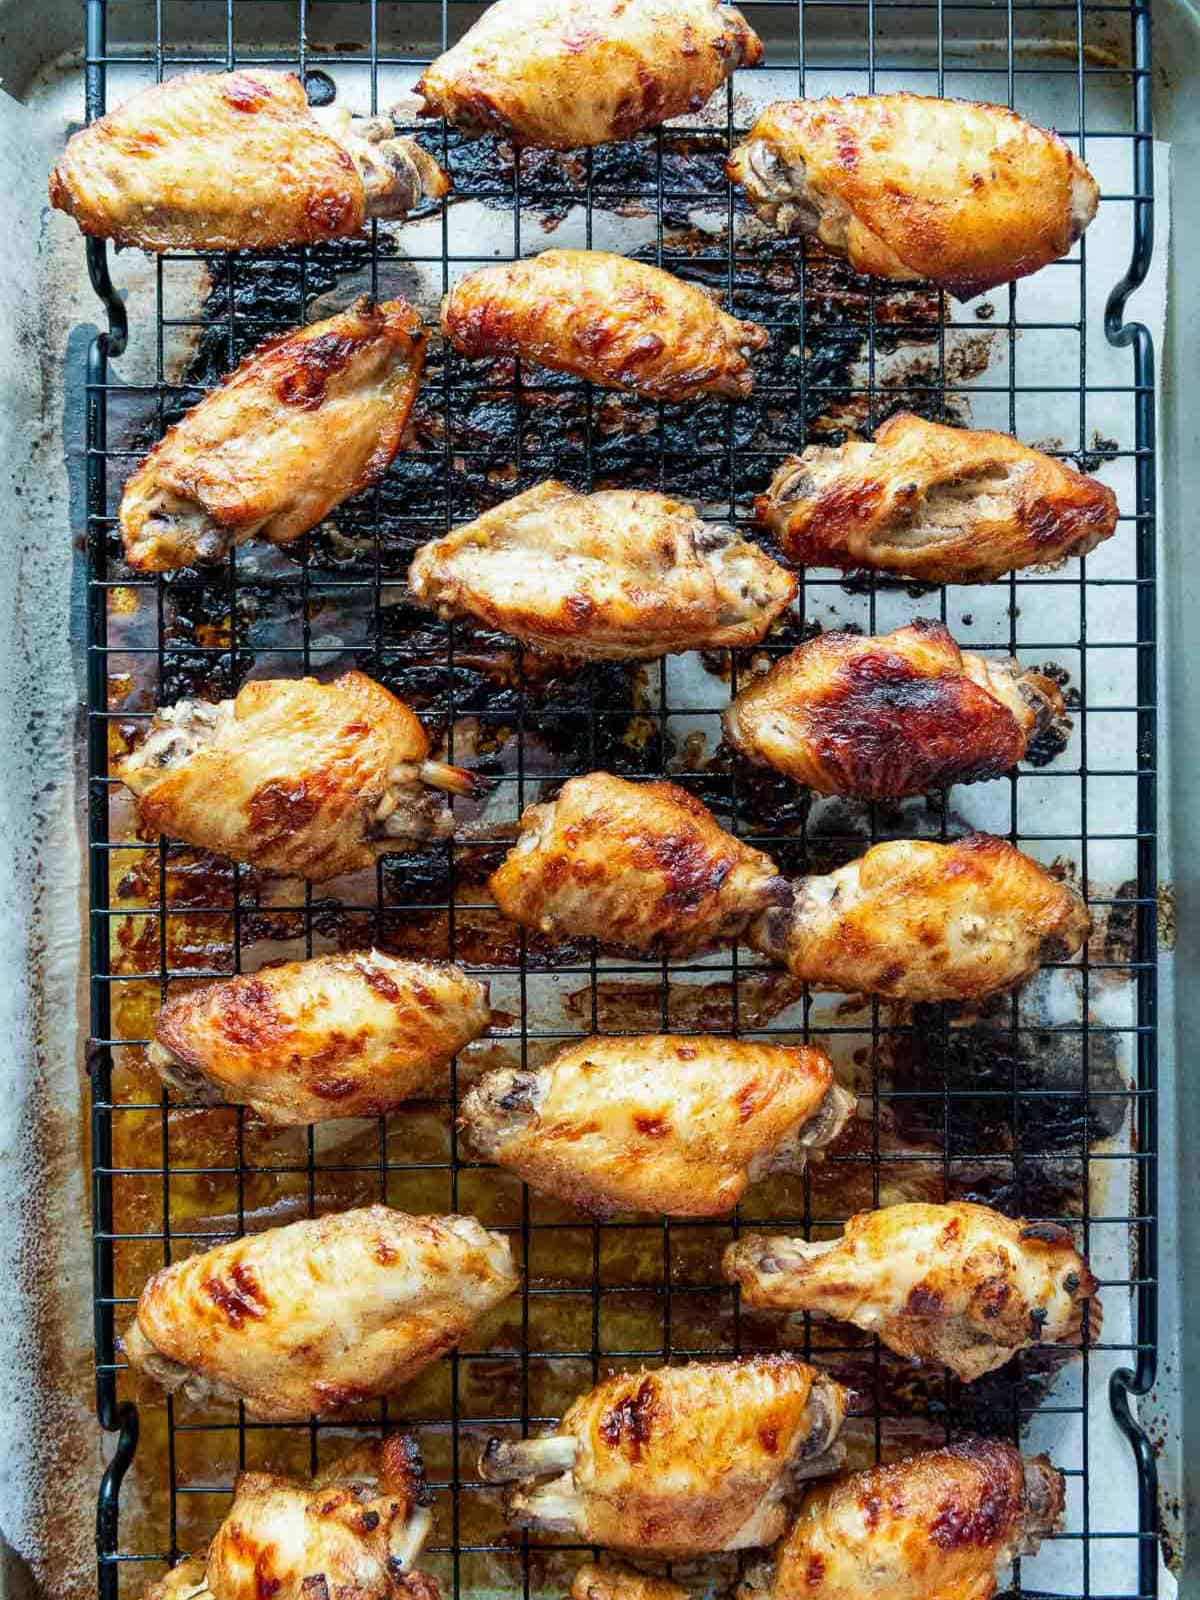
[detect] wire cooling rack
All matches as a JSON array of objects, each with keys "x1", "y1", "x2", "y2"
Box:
[{"x1": 81, "y1": 2, "x2": 1158, "y2": 1598}]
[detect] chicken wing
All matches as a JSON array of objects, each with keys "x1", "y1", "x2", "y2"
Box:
[
  {"x1": 123, "y1": 1205, "x2": 518, "y2": 1420},
  {"x1": 460, "y1": 1034, "x2": 854, "y2": 1217},
  {"x1": 570, "y1": 1567, "x2": 688, "y2": 1600},
  {"x1": 479, "y1": 1357, "x2": 848, "y2": 1554},
  {"x1": 408, "y1": 481, "x2": 795, "y2": 659},
  {"x1": 415, "y1": 0, "x2": 761, "y2": 149},
  {"x1": 755, "y1": 413, "x2": 1118, "y2": 584},
  {"x1": 750, "y1": 834, "x2": 1090, "y2": 1002},
  {"x1": 117, "y1": 671, "x2": 472, "y2": 882},
  {"x1": 489, "y1": 771, "x2": 789, "y2": 956},
  {"x1": 441, "y1": 250, "x2": 768, "y2": 401},
  {"x1": 724, "y1": 1201, "x2": 1099, "y2": 1381},
  {"x1": 723, "y1": 622, "x2": 1067, "y2": 799},
  {"x1": 743, "y1": 1440, "x2": 1064, "y2": 1600},
  {"x1": 150, "y1": 951, "x2": 490, "y2": 1124},
  {"x1": 143, "y1": 1434, "x2": 436, "y2": 1600},
  {"x1": 49, "y1": 69, "x2": 449, "y2": 252},
  {"x1": 120, "y1": 298, "x2": 427, "y2": 572},
  {"x1": 727, "y1": 93, "x2": 1098, "y2": 299}
]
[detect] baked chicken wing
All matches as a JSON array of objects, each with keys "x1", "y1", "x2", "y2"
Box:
[
  {"x1": 489, "y1": 771, "x2": 789, "y2": 956},
  {"x1": 460, "y1": 1034, "x2": 854, "y2": 1216},
  {"x1": 756, "y1": 412, "x2": 1118, "y2": 584},
  {"x1": 408, "y1": 480, "x2": 795, "y2": 659},
  {"x1": 724, "y1": 1201, "x2": 1099, "y2": 1382},
  {"x1": 120, "y1": 298, "x2": 427, "y2": 572},
  {"x1": 441, "y1": 250, "x2": 768, "y2": 401},
  {"x1": 750, "y1": 834, "x2": 1090, "y2": 1002},
  {"x1": 150, "y1": 951, "x2": 490, "y2": 1124},
  {"x1": 144, "y1": 1434, "x2": 436, "y2": 1600},
  {"x1": 723, "y1": 621, "x2": 1067, "y2": 799},
  {"x1": 49, "y1": 69, "x2": 449, "y2": 252},
  {"x1": 117, "y1": 671, "x2": 472, "y2": 882},
  {"x1": 728, "y1": 93, "x2": 1098, "y2": 299},
  {"x1": 124, "y1": 1205, "x2": 518, "y2": 1420},
  {"x1": 415, "y1": 0, "x2": 761, "y2": 149},
  {"x1": 479, "y1": 1357, "x2": 848, "y2": 1554},
  {"x1": 743, "y1": 1440, "x2": 1064, "y2": 1600},
  {"x1": 570, "y1": 1567, "x2": 688, "y2": 1600}
]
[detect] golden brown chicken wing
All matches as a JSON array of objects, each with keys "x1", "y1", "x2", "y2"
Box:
[
  {"x1": 120, "y1": 298, "x2": 427, "y2": 572},
  {"x1": 117, "y1": 671, "x2": 472, "y2": 882},
  {"x1": 489, "y1": 771, "x2": 789, "y2": 956},
  {"x1": 750, "y1": 834, "x2": 1090, "y2": 1002},
  {"x1": 570, "y1": 1567, "x2": 688, "y2": 1600},
  {"x1": 123, "y1": 1205, "x2": 518, "y2": 1420},
  {"x1": 723, "y1": 622, "x2": 1067, "y2": 799},
  {"x1": 441, "y1": 250, "x2": 768, "y2": 401},
  {"x1": 143, "y1": 1434, "x2": 436, "y2": 1600},
  {"x1": 743, "y1": 1440, "x2": 1064, "y2": 1600},
  {"x1": 724, "y1": 1201, "x2": 1099, "y2": 1381},
  {"x1": 727, "y1": 94, "x2": 1098, "y2": 299},
  {"x1": 415, "y1": 0, "x2": 761, "y2": 148},
  {"x1": 49, "y1": 69, "x2": 448, "y2": 252},
  {"x1": 408, "y1": 481, "x2": 795, "y2": 659},
  {"x1": 460, "y1": 1034, "x2": 854, "y2": 1216},
  {"x1": 150, "y1": 951, "x2": 490, "y2": 1124},
  {"x1": 757, "y1": 413, "x2": 1118, "y2": 584},
  {"x1": 479, "y1": 1357, "x2": 848, "y2": 1554}
]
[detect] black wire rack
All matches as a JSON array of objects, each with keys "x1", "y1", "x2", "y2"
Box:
[{"x1": 82, "y1": 2, "x2": 1158, "y2": 1598}]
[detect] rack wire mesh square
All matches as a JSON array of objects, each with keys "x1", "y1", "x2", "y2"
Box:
[{"x1": 81, "y1": 2, "x2": 1158, "y2": 1597}]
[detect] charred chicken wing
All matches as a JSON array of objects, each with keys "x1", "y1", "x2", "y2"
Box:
[
  {"x1": 460, "y1": 1034, "x2": 854, "y2": 1216},
  {"x1": 143, "y1": 1434, "x2": 436, "y2": 1600},
  {"x1": 756, "y1": 412, "x2": 1118, "y2": 584},
  {"x1": 724, "y1": 1201, "x2": 1099, "y2": 1381},
  {"x1": 408, "y1": 480, "x2": 795, "y2": 659},
  {"x1": 743, "y1": 1440, "x2": 1064, "y2": 1600},
  {"x1": 479, "y1": 1357, "x2": 848, "y2": 1553},
  {"x1": 728, "y1": 93, "x2": 1098, "y2": 298},
  {"x1": 723, "y1": 621, "x2": 1067, "y2": 799},
  {"x1": 124, "y1": 1205, "x2": 518, "y2": 1420},
  {"x1": 489, "y1": 771, "x2": 789, "y2": 956},
  {"x1": 150, "y1": 951, "x2": 490, "y2": 1124},
  {"x1": 750, "y1": 834, "x2": 1090, "y2": 1002},
  {"x1": 120, "y1": 298, "x2": 427, "y2": 572},
  {"x1": 441, "y1": 250, "x2": 768, "y2": 401},
  {"x1": 117, "y1": 671, "x2": 472, "y2": 882},
  {"x1": 49, "y1": 69, "x2": 448, "y2": 252},
  {"x1": 415, "y1": 0, "x2": 761, "y2": 148}
]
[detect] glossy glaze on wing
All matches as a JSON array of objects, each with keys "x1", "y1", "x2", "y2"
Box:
[
  {"x1": 152, "y1": 951, "x2": 490, "y2": 1124},
  {"x1": 124, "y1": 1206, "x2": 518, "y2": 1420},
  {"x1": 757, "y1": 413, "x2": 1117, "y2": 583},
  {"x1": 409, "y1": 481, "x2": 795, "y2": 659},
  {"x1": 442, "y1": 250, "x2": 769, "y2": 401}
]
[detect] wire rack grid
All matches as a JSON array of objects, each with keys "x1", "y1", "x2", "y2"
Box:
[{"x1": 80, "y1": 2, "x2": 1158, "y2": 1599}]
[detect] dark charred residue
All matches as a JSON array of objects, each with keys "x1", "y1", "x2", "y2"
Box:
[
  {"x1": 204, "y1": 1265, "x2": 267, "y2": 1329},
  {"x1": 598, "y1": 1375, "x2": 658, "y2": 1458}
]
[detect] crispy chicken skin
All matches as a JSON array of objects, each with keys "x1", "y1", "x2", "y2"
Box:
[
  {"x1": 120, "y1": 298, "x2": 427, "y2": 572},
  {"x1": 479, "y1": 1357, "x2": 848, "y2": 1553},
  {"x1": 750, "y1": 834, "x2": 1090, "y2": 1002},
  {"x1": 117, "y1": 671, "x2": 472, "y2": 882},
  {"x1": 728, "y1": 94, "x2": 1098, "y2": 299},
  {"x1": 150, "y1": 951, "x2": 490, "y2": 1124},
  {"x1": 441, "y1": 250, "x2": 768, "y2": 401},
  {"x1": 49, "y1": 69, "x2": 449, "y2": 253},
  {"x1": 489, "y1": 771, "x2": 790, "y2": 956},
  {"x1": 743, "y1": 1440, "x2": 1065, "y2": 1600},
  {"x1": 757, "y1": 412, "x2": 1118, "y2": 584},
  {"x1": 142, "y1": 1435, "x2": 438, "y2": 1600},
  {"x1": 460, "y1": 1034, "x2": 855, "y2": 1217},
  {"x1": 123, "y1": 1206, "x2": 518, "y2": 1420},
  {"x1": 408, "y1": 481, "x2": 795, "y2": 659},
  {"x1": 723, "y1": 622, "x2": 1067, "y2": 799},
  {"x1": 415, "y1": 0, "x2": 761, "y2": 149},
  {"x1": 724, "y1": 1201, "x2": 1100, "y2": 1382},
  {"x1": 571, "y1": 1567, "x2": 689, "y2": 1600}
]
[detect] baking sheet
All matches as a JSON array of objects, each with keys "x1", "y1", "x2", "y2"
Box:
[{"x1": 3, "y1": 30, "x2": 1176, "y2": 1599}]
